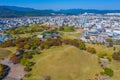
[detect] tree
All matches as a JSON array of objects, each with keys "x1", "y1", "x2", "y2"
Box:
[
  {"x1": 106, "y1": 38, "x2": 113, "y2": 47},
  {"x1": 20, "y1": 59, "x2": 33, "y2": 67},
  {"x1": 30, "y1": 50, "x2": 41, "y2": 55},
  {"x1": 10, "y1": 56, "x2": 21, "y2": 64},
  {"x1": 16, "y1": 42, "x2": 25, "y2": 49},
  {"x1": 112, "y1": 51, "x2": 120, "y2": 61},
  {"x1": 24, "y1": 44, "x2": 30, "y2": 49},
  {"x1": 0, "y1": 65, "x2": 3, "y2": 73},
  {"x1": 2, "y1": 40, "x2": 15, "y2": 47},
  {"x1": 23, "y1": 52, "x2": 33, "y2": 59},
  {"x1": 0, "y1": 64, "x2": 4, "y2": 79},
  {"x1": 59, "y1": 27, "x2": 64, "y2": 31},
  {"x1": 40, "y1": 42, "x2": 50, "y2": 50}
]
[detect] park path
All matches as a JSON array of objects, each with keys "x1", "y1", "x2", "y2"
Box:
[{"x1": 0, "y1": 58, "x2": 26, "y2": 80}]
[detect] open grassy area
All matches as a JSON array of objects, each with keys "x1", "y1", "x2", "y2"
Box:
[
  {"x1": 86, "y1": 44, "x2": 120, "y2": 54},
  {"x1": 5, "y1": 47, "x2": 17, "y2": 53},
  {"x1": 109, "y1": 60, "x2": 120, "y2": 80},
  {"x1": 87, "y1": 44, "x2": 120, "y2": 80},
  {"x1": 28, "y1": 45, "x2": 102, "y2": 80},
  {"x1": 62, "y1": 32, "x2": 81, "y2": 39},
  {"x1": 11, "y1": 32, "x2": 42, "y2": 38},
  {"x1": 0, "y1": 48, "x2": 12, "y2": 59}
]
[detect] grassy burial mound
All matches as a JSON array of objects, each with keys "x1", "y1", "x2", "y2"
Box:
[{"x1": 28, "y1": 45, "x2": 102, "y2": 80}]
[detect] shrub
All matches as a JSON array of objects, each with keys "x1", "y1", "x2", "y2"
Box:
[
  {"x1": 59, "y1": 27, "x2": 64, "y2": 31},
  {"x1": 23, "y1": 52, "x2": 33, "y2": 59},
  {"x1": 16, "y1": 42, "x2": 25, "y2": 49},
  {"x1": 86, "y1": 47, "x2": 96, "y2": 54},
  {"x1": 24, "y1": 73, "x2": 32, "y2": 77},
  {"x1": 24, "y1": 67, "x2": 32, "y2": 72},
  {"x1": 40, "y1": 42, "x2": 50, "y2": 50},
  {"x1": 106, "y1": 54, "x2": 112, "y2": 62},
  {"x1": 44, "y1": 76, "x2": 51, "y2": 80},
  {"x1": 79, "y1": 43, "x2": 86, "y2": 50},
  {"x1": 104, "y1": 68, "x2": 114, "y2": 77},
  {"x1": 1, "y1": 40, "x2": 15, "y2": 48},
  {"x1": 20, "y1": 59, "x2": 33, "y2": 67},
  {"x1": 30, "y1": 50, "x2": 41, "y2": 55},
  {"x1": 100, "y1": 71, "x2": 105, "y2": 76},
  {"x1": 24, "y1": 44, "x2": 30, "y2": 49},
  {"x1": 98, "y1": 52, "x2": 107, "y2": 58}
]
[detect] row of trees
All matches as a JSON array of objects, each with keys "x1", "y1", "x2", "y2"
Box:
[
  {"x1": 7, "y1": 24, "x2": 51, "y2": 35},
  {"x1": 7, "y1": 24, "x2": 75, "y2": 35}
]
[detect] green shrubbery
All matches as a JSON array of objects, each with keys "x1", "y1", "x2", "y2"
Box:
[
  {"x1": 104, "y1": 68, "x2": 114, "y2": 77},
  {"x1": 97, "y1": 52, "x2": 112, "y2": 61},
  {"x1": 79, "y1": 43, "x2": 86, "y2": 50},
  {"x1": 20, "y1": 59, "x2": 33, "y2": 67}
]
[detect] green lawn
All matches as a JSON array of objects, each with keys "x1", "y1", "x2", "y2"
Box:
[
  {"x1": 28, "y1": 45, "x2": 102, "y2": 80},
  {"x1": 62, "y1": 32, "x2": 81, "y2": 39},
  {"x1": 0, "y1": 48, "x2": 12, "y2": 59},
  {"x1": 11, "y1": 32, "x2": 42, "y2": 38}
]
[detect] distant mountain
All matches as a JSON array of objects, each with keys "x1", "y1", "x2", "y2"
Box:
[
  {"x1": 0, "y1": 6, "x2": 56, "y2": 18},
  {"x1": 0, "y1": 6, "x2": 120, "y2": 18},
  {"x1": 0, "y1": 7, "x2": 24, "y2": 18},
  {"x1": 0, "y1": 6, "x2": 36, "y2": 12},
  {"x1": 59, "y1": 9, "x2": 120, "y2": 15}
]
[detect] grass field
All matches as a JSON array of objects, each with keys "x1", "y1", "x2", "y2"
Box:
[
  {"x1": 28, "y1": 45, "x2": 103, "y2": 80},
  {"x1": 5, "y1": 47, "x2": 17, "y2": 53},
  {"x1": 11, "y1": 32, "x2": 42, "y2": 38},
  {"x1": 0, "y1": 48, "x2": 12, "y2": 59},
  {"x1": 62, "y1": 32, "x2": 81, "y2": 39},
  {"x1": 87, "y1": 44, "x2": 120, "y2": 80},
  {"x1": 86, "y1": 44, "x2": 120, "y2": 54},
  {"x1": 109, "y1": 60, "x2": 120, "y2": 80}
]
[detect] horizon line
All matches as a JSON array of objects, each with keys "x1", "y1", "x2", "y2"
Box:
[{"x1": 1, "y1": 5, "x2": 120, "y2": 11}]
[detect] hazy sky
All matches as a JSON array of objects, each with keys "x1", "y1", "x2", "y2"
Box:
[{"x1": 0, "y1": 0, "x2": 120, "y2": 10}]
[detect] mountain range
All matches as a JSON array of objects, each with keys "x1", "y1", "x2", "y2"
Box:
[{"x1": 0, "y1": 5, "x2": 120, "y2": 18}]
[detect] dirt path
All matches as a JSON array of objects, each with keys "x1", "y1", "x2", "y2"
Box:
[{"x1": 0, "y1": 58, "x2": 26, "y2": 80}]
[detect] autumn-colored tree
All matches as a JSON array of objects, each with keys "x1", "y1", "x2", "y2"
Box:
[
  {"x1": 106, "y1": 38, "x2": 113, "y2": 47},
  {"x1": 112, "y1": 51, "x2": 120, "y2": 61},
  {"x1": 10, "y1": 56, "x2": 21, "y2": 64},
  {"x1": 59, "y1": 27, "x2": 64, "y2": 31},
  {"x1": 16, "y1": 42, "x2": 25, "y2": 49}
]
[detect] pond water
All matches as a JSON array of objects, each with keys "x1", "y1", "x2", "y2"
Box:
[{"x1": 0, "y1": 36, "x2": 4, "y2": 42}]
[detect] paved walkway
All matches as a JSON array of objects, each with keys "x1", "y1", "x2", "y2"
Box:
[{"x1": 0, "y1": 58, "x2": 26, "y2": 80}]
